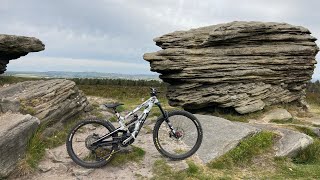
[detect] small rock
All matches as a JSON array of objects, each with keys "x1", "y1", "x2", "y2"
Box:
[
  {"x1": 235, "y1": 100, "x2": 265, "y2": 114},
  {"x1": 46, "y1": 149, "x2": 64, "y2": 163},
  {"x1": 167, "y1": 160, "x2": 188, "y2": 171},
  {"x1": 56, "y1": 164, "x2": 68, "y2": 172},
  {"x1": 262, "y1": 108, "x2": 292, "y2": 122},
  {"x1": 72, "y1": 168, "x2": 94, "y2": 176},
  {"x1": 38, "y1": 164, "x2": 52, "y2": 173}
]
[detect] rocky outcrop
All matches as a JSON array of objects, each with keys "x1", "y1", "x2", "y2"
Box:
[
  {"x1": 250, "y1": 123, "x2": 314, "y2": 157},
  {"x1": 0, "y1": 34, "x2": 44, "y2": 74},
  {"x1": 0, "y1": 113, "x2": 40, "y2": 177},
  {"x1": 144, "y1": 21, "x2": 319, "y2": 114},
  {"x1": 0, "y1": 79, "x2": 89, "y2": 135}
]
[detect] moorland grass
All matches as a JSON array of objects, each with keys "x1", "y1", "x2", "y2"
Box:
[
  {"x1": 109, "y1": 146, "x2": 145, "y2": 166},
  {"x1": 208, "y1": 131, "x2": 275, "y2": 169},
  {"x1": 4, "y1": 76, "x2": 320, "y2": 179}
]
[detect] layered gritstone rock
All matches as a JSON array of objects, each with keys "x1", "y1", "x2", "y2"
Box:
[
  {"x1": 0, "y1": 113, "x2": 40, "y2": 177},
  {"x1": 0, "y1": 34, "x2": 44, "y2": 74},
  {"x1": 144, "y1": 21, "x2": 319, "y2": 114},
  {"x1": 0, "y1": 79, "x2": 89, "y2": 135}
]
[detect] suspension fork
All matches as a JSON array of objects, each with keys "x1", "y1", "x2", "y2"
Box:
[{"x1": 156, "y1": 102, "x2": 176, "y2": 134}]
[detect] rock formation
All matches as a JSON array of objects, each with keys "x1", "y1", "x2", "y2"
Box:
[
  {"x1": 0, "y1": 34, "x2": 44, "y2": 74},
  {"x1": 144, "y1": 21, "x2": 319, "y2": 114},
  {"x1": 0, "y1": 113, "x2": 40, "y2": 177},
  {"x1": 0, "y1": 79, "x2": 89, "y2": 136}
]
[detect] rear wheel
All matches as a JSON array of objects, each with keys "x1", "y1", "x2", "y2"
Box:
[
  {"x1": 153, "y1": 110, "x2": 203, "y2": 160},
  {"x1": 66, "y1": 119, "x2": 117, "y2": 168}
]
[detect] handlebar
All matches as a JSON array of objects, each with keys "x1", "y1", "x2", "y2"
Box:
[{"x1": 150, "y1": 87, "x2": 160, "y2": 96}]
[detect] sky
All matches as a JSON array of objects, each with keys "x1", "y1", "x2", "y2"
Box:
[{"x1": 0, "y1": 0, "x2": 319, "y2": 79}]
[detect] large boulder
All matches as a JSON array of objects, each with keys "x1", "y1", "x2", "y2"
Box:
[
  {"x1": 144, "y1": 21, "x2": 319, "y2": 114},
  {"x1": 0, "y1": 113, "x2": 40, "y2": 177},
  {"x1": 0, "y1": 34, "x2": 44, "y2": 74},
  {"x1": 0, "y1": 79, "x2": 89, "y2": 135}
]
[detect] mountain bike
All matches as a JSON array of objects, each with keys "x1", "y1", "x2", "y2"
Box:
[{"x1": 66, "y1": 88, "x2": 203, "y2": 168}]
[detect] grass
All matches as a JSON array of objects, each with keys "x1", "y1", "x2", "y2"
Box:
[
  {"x1": 208, "y1": 131, "x2": 275, "y2": 169},
  {"x1": 110, "y1": 146, "x2": 145, "y2": 166},
  {"x1": 270, "y1": 118, "x2": 304, "y2": 124},
  {"x1": 293, "y1": 139, "x2": 320, "y2": 164},
  {"x1": 152, "y1": 133, "x2": 320, "y2": 179},
  {"x1": 0, "y1": 75, "x2": 41, "y2": 86},
  {"x1": 78, "y1": 84, "x2": 167, "y2": 102},
  {"x1": 270, "y1": 140, "x2": 320, "y2": 179},
  {"x1": 291, "y1": 126, "x2": 319, "y2": 138},
  {"x1": 22, "y1": 114, "x2": 84, "y2": 171},
  {"x1": 4, "y1": 76, "x2": 320, "y2": 179},
  {"x1": 306, "y1": 92, "x2": 320, "y2": 107},
  {"x1": 151, "y1": 131, "x2": 276, "y2": 179},
  {"x1": 152, "y1": 159, "x2": 212, "y2": 180}
]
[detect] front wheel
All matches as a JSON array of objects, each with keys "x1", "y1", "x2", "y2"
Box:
[{"x1": 153, "y1": 110, "x2": 203, "y2": 160}]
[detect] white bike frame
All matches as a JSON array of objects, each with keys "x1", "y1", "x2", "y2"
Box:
[
  {"x1": 115, "y1": 96, "x2": 158, "y2": 144},
  {"x1": 92, "y1": 95, "x2": 173, "y2": 146}
]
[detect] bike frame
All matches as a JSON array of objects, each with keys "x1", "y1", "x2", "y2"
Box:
[{"x1": 92, "y1": 95, "x2": 176, "y2": 146}]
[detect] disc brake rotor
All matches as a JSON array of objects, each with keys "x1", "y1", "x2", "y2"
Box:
[{"x1": 169, "y1": 127, "x2": 185, "y2": 140}]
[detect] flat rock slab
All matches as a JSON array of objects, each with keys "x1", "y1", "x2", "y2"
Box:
[
  {"x1": 249, "y1": 123, "x2": 313, "y2": 157},
  {"x1": 261, "y1": 108, "x2": 292, "y2": 122},
  {"x1": 182, "y1": 114, "x2": 313, "y2": 164},
  {"x1": 193, "y1": 114, "x2": 260, "y2": 163},
  {"x1": 0, "y1": 113, "x2": 40, "y2": 178}
]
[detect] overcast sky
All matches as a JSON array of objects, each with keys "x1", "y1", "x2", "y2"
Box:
[{"x1": 1, "y1": 0, "x2": 319, "y2": 79}]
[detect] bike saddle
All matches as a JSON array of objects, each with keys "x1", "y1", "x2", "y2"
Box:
[{"x1": 104, "y1": 102, "x2": 124, "y2": 109}]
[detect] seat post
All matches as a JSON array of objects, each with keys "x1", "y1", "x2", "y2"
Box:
[{"x1": 114, "y1": 108, "x2": 121, "y2": 119}]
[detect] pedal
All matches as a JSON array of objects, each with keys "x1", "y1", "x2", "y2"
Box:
[{"x1": 122, "y1": 136, "x2": 133, "y2": 145}]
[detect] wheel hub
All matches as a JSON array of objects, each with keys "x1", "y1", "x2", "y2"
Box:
[
  {"x1": 85, "y1": 134, "x2": 99, "y2": 150},
  {"x1": 169, "y1": 128, "x2": 185, "y2": 140}
]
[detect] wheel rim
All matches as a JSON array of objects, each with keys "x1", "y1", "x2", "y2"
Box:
[
  {"x1": 69, "y1": 122, "x2": 114, "y2": 164},
  {"x1": 156, "y1": 114, "x2": 200, "y2": 158}
]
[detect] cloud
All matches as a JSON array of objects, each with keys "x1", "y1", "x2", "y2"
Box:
[{"x1": 0, "y1": 0, "x2": 319, "y2": 79}]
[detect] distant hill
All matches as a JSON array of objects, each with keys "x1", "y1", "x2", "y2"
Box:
[{"x1": 3, "y1": 71, "x2": 159, "y2": 80}]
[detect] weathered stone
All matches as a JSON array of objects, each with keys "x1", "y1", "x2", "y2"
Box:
[
  {"x1": 167, "y1": 160, "x2": 189, "y2": 171},
  {"x1": 0, "y1": 79, "x2": 89, "y2": 135},
  {"x1": 0, "y1": 113, "x2": 40, "y2": 177},
  {"x1": 188, "y1": 114, "x2": 260, "y2": 163},
  {"x1": 144, "y1": 21, "x2": 319, "y2": 114},
  {"x1": 0, "y1": 34, "x2": 44, "y2": 74},
  {"x1": 250, "y1": 123, "x2": 313, "y2": 157},
  {"x1": 262, "y1": 108, "x2": 292, "y2": 122},
  {"x1": 38, "y1": 164, "x2": 52, "y2": 173},
  {"x1": 179, "y1": 114, "x2": 313, "y2": 164},
  {"x1": 72, "y1": 168, "x2": 94, "y2": 177}
]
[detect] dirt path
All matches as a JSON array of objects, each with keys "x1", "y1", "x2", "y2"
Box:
[{"x1": 21, "y1": 121, "x2": 192, "y2": 180}]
